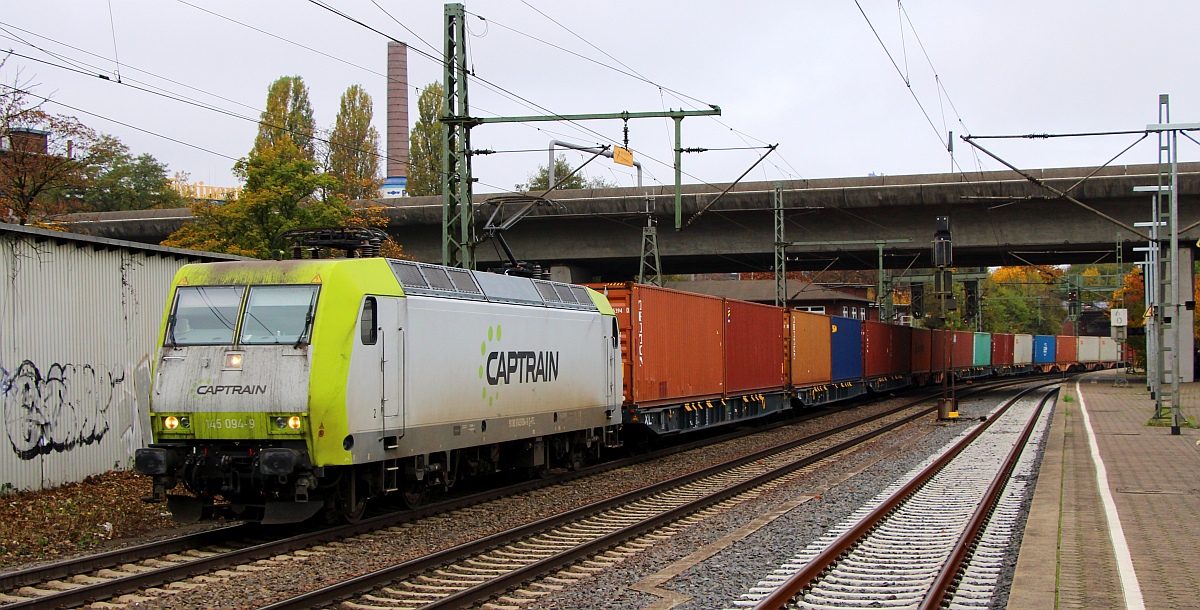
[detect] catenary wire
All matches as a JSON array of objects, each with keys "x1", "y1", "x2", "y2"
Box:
[
  {"x1": 304, "y1": 0, "x2": 753, "y2": 193},
  {"x1": 3, "y1": 49, "x2": 407, "y2": 170},
  {"x1": 0, "y1": 82, "x2": 239, "y2": 161},
  {"x1": 853, "y1": 0, "x2": 973, "y2": 175},
  {"x1": 488, "y1": 4, "x2": 803, "y2": 180}
]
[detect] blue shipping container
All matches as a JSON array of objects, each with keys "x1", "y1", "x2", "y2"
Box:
[
  {"x1": 830, "y1": 316, "x2": 863, "y2": 381},
  {"x1": 1033, "y1": 335, "x2": 1056, "y2": 364}
]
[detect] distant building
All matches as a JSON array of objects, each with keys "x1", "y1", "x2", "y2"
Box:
[{"x1": 664, "y1": 278, "x2": 877, "y2": 321}]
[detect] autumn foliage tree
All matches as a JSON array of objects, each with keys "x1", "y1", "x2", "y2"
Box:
[
  {"x1": 0, "y1": 107, "x2": 102, "y2": 224},
  {"x1": 253, "y1": 76, "x2": 316, "y2": 160},
  {"x1": 162, "y1": 138, "x2": 347, "y2": 258},
  {"x1": 980, "y1": 266, "x2": 1066, "y2": 335},
  {"x1": 327, "y1": 84, "x2": 381, "y2": 201},
  {"x1": 406, "y1": 82, "x2": 443, "y2": 197}
]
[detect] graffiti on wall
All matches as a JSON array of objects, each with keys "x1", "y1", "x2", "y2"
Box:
[{"x1": 1, "y1": 360, "x2": 125, "y2": 460}]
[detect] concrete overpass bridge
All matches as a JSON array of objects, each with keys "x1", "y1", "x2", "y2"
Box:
[{"x1": 66, "y1": 162, "x2": 1200, "y2": 280}]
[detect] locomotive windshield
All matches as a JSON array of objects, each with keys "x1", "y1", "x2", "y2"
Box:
[
  {"x1": 239, "y1": 285, "x2": 320, "y2": 345},
  {"x1": 168, "y1": 286, "x2": 245, "y2": 345}
]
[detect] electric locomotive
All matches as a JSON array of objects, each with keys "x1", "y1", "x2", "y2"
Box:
[{"x1": 135, "y1": 257, "x2": 623, "y2": 523}]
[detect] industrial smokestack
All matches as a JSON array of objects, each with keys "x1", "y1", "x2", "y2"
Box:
[{"x1": 381, "y1": 41, "x2": 409, "y2": 198}]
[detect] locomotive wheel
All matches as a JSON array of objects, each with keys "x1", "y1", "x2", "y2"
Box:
[
  {"x1": 343, "y1": 495, "x2": 368, "y2": 524},
  {"x1": 341, "y1": 474, "x2": 369, "y2": 524},
  {"x1": 401, "y1": 481, "x2": 426, "y2": 509}
]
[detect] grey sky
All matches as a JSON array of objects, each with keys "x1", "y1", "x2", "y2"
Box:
[{"x1": 2, "y1": 1, "x2": 1197, "y2": 194}]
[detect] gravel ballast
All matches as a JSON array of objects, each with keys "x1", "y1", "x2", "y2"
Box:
[{"x1": 525, "y1": 384, "x2": 1055, "y2": 610}]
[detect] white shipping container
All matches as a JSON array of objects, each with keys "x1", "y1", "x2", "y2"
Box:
[
  {"x1": 1013, "y1": 334, "x2": 1033, "y2": 365},
  {"x1": 1077, "y1": 336, "x2": 1101, "y2": 362},
  {"x1": 0, "y1": 224, "x2": 240, "y2": 493},
  {"x1": 1099, "y1": 337, "x2": 1119, "y2": 362}
]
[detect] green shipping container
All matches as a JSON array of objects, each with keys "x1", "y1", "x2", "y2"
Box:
[{"x1": 973, "y1": 332, "x2": 992, "y2": 366}]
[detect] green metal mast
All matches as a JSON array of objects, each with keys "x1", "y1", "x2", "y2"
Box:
[
  {"x1": 438, "y1": 4, "x2": 720, "y2": 267},
  {"x1": 442, "y1": 3, "x2": 474, "y2": 268}
]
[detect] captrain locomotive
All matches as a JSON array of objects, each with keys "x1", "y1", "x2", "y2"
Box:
[
  {"x1": 136, "y1": 257, "x2": 623, "y2": 523},
  {"x1": 136, "y1": 258, "x2": 1120, "y2": 524}
]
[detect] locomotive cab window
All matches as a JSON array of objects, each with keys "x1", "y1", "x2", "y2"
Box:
[
  {"x1": 360, "y1": 297, "x2": 378, "y2": 345},
  {"x1": 240, "y1": 285, "x2": 320, "y2": 345},
  {"x1": 167, "y1": 286, "x2": 245, "y2": 346}
]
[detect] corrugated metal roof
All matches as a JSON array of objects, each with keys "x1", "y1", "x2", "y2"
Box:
[{"x1": 0, "y1": 222, "x2": 249, "y2": 262}]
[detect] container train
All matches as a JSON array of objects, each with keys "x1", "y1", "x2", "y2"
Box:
[{"x1": 135, "y1": 261, "x2": 1119, "y2": 524}]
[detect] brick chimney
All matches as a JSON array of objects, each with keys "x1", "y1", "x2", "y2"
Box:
[{"x1": 380, "y1": 41, "x2": 409, "y2": 198}]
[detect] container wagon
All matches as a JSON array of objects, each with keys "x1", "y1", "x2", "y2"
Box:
[
  {"x1": 1077, "y1": 336, "x2": 1101, "y2": 364},
  {"x1": 1013, "y1": 334, "x2": 1034, "y2": 373},
  {"x1": 593, "y1": 283, "x2": 787, "y2": 437},
  {"x1": 862, "y1": 320, "x2": 911, "y2": 391},
  {"x1": 1099, "y1": 337, "x2": 1119, "y2": 363},
  {"x1": 1056, "y1": 335, "x2": 1078, "y2": 367},
  {"x1": 991, "y1": 333, "x2": 1015, "y2": 375},
  {"x1": 790, "y1": 309, "x2": 854, "y2": 406}
]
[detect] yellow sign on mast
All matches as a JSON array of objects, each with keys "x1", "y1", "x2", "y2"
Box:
[{"x1": 613, "y1": 146, "x2": 634, "y2": 167}]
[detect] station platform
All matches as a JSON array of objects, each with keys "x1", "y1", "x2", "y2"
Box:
[{"x1": 1010, "y1": 371, "x2": 1200, "y2": 609}]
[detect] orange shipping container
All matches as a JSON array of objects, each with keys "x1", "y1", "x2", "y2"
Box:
[
  {"x1": 593, "y1": 283, "x2": 725, "y2": 407},
  {"x1": 724, "y1": 299, "x2": 787, "y2": 394},
  {"x1": 1056, "y1": 335, "x2": 1078, "y2": 364},
  {"x1": 790, "y1": 310, "x2": 832, "y2": 386}
]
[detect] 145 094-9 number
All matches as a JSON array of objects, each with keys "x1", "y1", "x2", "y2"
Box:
[{"x1": 207, "y1": 418, "x2": 255, "y2": 429}]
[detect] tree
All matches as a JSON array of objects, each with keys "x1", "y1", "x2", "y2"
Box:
[
  {"x1": 161, "y1": 139, "x2": 348, "y2": 258},
  {"x1": 978, "y1": 266, "x2": 1066, "y2": 335},
  {"x1": 69, "y1": 136, "x2": 183, "y2": 212},
  {"x1": 327, "y1": 84, "x2": 381, "y2": 201},
  {"x1": 406, "y1": 82, "x2": 443, "y2": 196},
  {"x1": 0, "y1": 109, "x2": 103, "y2": 224},
  {"x1": 516, "y1": 154, "x2": 618, "y2": 192},
  {"x1": 253, "y1": 76, "x2": 315, "y2": 160},
  {"x1": 347, "y1": 201, "x2": 408, "y2": 259}
]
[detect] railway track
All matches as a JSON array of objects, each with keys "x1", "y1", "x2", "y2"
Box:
[
  {"x1": 259, "y1": 379, "x2": 1058, "y2": 610},
  {"x1": 743, "y1": 381, "x2": 1060, "y2": 609},
  {"x1": 0, "y1": 375, "x2": 1061, "y2": 610}
]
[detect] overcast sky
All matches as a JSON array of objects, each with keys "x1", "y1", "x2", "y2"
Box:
[{"x1": 2, "y1": 1, "x2": 1198, "y2": 194}]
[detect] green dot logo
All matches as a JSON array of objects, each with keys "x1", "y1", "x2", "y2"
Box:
[{"x1": 481, "y1": 325, "x2": 501, "y2": 405}]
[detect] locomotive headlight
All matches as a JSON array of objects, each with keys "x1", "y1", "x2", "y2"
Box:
[
  {"x1": 287, "y1": 416, "x2": 302, "y2": 430},
  {"x1": 164, "y1": 416, "x2": 180, "y2": 429},
  {"x1": 179, "y1": 416, "x2": 191, "y2": 429},
  {"x1": 275, "y1": 416, "x2": 288, "y2": 429},
  {"x1": 224, "y1": 352, "x2": 244, "y2": 370}
]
